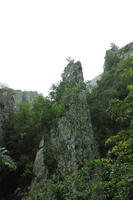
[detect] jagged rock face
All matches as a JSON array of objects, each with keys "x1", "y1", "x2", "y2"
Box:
[
  {"x1": 33, "y1": 62, "x2": 98, "y2": 181},
  {"x1": 119, "y1": 42, "x2": 133, "y2": 59},
  {"x1": 62, "y1": 61, "x2": 84, "y2": 88},
  {"x1": 53, "y1": 91, "x2": 97, "y2": 173}
]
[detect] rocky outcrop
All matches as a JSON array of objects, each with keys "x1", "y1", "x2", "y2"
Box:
[
  {"x1": 32, "y1": 137, "x2": 48, "y2": 181},
  {"x1": 86, "y1": 42, "x2": 133, "y2": 91},
  {"x1": 14, "y1": 90, "x2": 39, "y2": 105},
  {"x1": 86, "y1": 74, "x2": 103, "y2": 92},
  {"x1": 89, "y1": 74, "x2": 102, "y2": 87},
  {"x1": 104, "y1": 42, "x2": 133, "y2": 71},
  {"x1": 0, "y1": 88, "x2": 39, "y2": 146},
  {"x1": 33, "y1": 61, "x2": 98, "y2": 183},
  {"x1": 0, "y1": 89, "x2": 14, "y2": 146}
]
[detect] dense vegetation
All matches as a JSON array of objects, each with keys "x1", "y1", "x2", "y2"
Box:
[
  {"x1": 0, "y1": 95, "x2": 63, "y2": 200},
  {"x1": 0, "y1": 53, "x2": 133, "y2": 199},
  {"x1": 87, "y1": 57, "x2": 133, "y2": 156},
  {"x1": 22, "y1": 57, "x2": 133, "y2": 200}
]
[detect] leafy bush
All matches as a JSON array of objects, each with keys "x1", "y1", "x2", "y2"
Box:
[{"x1": 0, "y1": 147, "x2": 16, "y2": 170}]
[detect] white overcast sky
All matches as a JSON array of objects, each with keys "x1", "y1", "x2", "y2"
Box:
[{"x1": 0, "y1": 0, "x2": 133, "y2": 96}]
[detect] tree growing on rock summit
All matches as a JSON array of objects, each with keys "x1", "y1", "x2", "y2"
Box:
[{"x1": 66, "y1": 56, "x2": 75, "y2": 63}]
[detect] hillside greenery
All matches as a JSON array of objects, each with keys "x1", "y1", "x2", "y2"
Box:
[
  {"x1": 0, "y1": 96, "x2": 63, "y2": 200},
  {"x1": 23, "y1": 57, "x2": 133, "y2": 200},
  {"x1": 0, "y1": 55, "x2": 133, "y2": 200},
  {"x1": 87, "y1": 57, "x2": 133, "y2": 156}
]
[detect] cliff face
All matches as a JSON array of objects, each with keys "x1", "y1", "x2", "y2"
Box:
[
  {"x1": 0, "y1": 89, "x2": 14, "y2": 146},
  {"x1": 33, "y1": 61, "x2": 98, "y2": 183},
  {"x1": 86, "y1": 42, "x2": 133, "y2": 90},
  {"x1": 0, "y1": 88, "x2": 39, "y2": 146},
  {"x1": 104, "y1": 42, "x2": 133, "y2": 71},
  {"x1": 14, "y1": 90, "x2": 39, "y2": 106}
]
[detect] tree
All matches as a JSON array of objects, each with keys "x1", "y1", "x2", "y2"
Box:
[
  {"x1": 66, "y1": 56, "x2": 75, "y2": 63},
  {"x1": 87, "y1": 57, "x2": 133, "y2": 155}
]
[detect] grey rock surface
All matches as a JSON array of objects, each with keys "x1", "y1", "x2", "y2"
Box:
[
  {"x1": 33, "y1": 61, "x2": 98, "y2": 182},
  {"x1": 104, "y1": 42, "x2": 133, "y2": 70},
  {"x1": 86, "y1": 42, "x2": 133, "y2": 92},
  {"x1": 86, "y1": 74, "x2": 103, "y2": 91},
  {"x1": 0, "y1": 89, "x2": 14, "y2": 146},
  {"x1": 32, "y1": 137, "x2": 48, "y2": 183},
  {"x1": 14, "y1": 90, "x2": 39, "y2": 105},
  {"x1": 0, "y1": 88, "x2": 39, "y2": 146}
]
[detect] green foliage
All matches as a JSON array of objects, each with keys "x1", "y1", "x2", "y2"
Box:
[
  {"x1": 84, "y1": 59, "x2": 133, "y2": 199},
  {"x1": 49, "y1": 82, "x2": 65, "y2": 101},
  {"x1": 108, "y1": 85, "x2": 133, "y2": 127},
  {"x1": 60, "y1": 85, "x2": 82, "y2": 103},
  {"x1": 0, "y1": 87, "x2": 14, "y2": 94},
  {"x1": 101, "y1": 85, "x2": 133, "y2": 200},
  {"x1": 22, "y1": 147, "x2": 133, "y2": 200},
  {"x1": 1, "y1": 95, "x2": 62, "y2": 200},
  {"x1": 50, "y1": 81, "x2": 82, "y2": 102},
  {"x1": 104, "y1": 48, "x2": 120, "y2": 71},
  {"x1": 102, "y1": 131, "x2": 133, "y2": 199},
  {"x1": 0, "y1": 147, "x2": 16, "y2": 170},
  {"x1": 2, "y1": 54, "x2": 133, "y2": 199},
  {"x1": 22, "y1": 57, "x2": 133, "y2": 200},
  {"x1": 32, "y1": 96, "x2": 53, "y2": 133},
  {"x1": 0, "y1": 147, "x2": 17, "y2": 200},
  {"x1": 23, "y1": 161, "x2": 102, "y2": 200},
  {"x1": 51, "y1": 102, "x2": 64, "y2": 117},
  {"x1": 87, "y1": 57, "x2": 133, "y2": 155},
  {"x1": 49, "y1": 82, "x2": 83, "y2": 114}
]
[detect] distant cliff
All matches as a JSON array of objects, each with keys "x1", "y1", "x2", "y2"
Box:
[
  {"x1": 104, "y1": 42, "x2": 133, "y2": 71},
  {"x1": 0, "y1": 88, "x2": 40, "y2": 146},
  {"x1": 87, "y1": 42, "x2": 133, "y2": 90}
]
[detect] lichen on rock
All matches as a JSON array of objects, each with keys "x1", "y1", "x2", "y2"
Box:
[{"x1": 33, "y1": 61, "x2": 98, "y2": 183}]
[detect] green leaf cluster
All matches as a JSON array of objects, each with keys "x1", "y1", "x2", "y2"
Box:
[
  {"x1": 87, "y1": 57, "x2": 133, "y2": 155},
  {"x1": 1, "y1": 95, "x2": 65, "y2": 199},
  {"x1": 0, "y1": 147, "x2": 16, "y2": 170}
]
